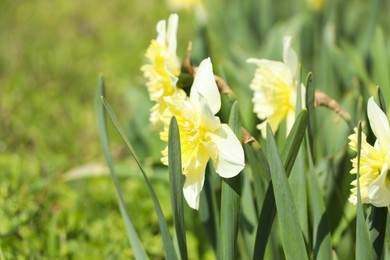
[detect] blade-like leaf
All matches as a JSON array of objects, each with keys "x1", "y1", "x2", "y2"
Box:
[
  {"x1": 377, "y1": 86, "x2": 387, "y2": 113},
  {"x1": 240, "y1": 166, "x2": 257, "y2": 258},
  {"x1": 101, "y1": 94, "x2": 177, "y2": 260},
  {"x1": 253, "y1": 109, "x2": 308, "y2": 259},
  {"x1": 95, "y1": 76, "x2": 147, "y2": 260},
  {"x1": 220, "y1": 102, "x2": 242, "y2": 260},
  {"x1": 168, "y1": 117, "x2": 188, "y2": 260},
  {"x1": 371, "y1": 27, "x2": 390, "y2": 107},
  {"x1": 368, "y1": 206, "x2": 387, "y2": 259},
  {"x1": 199, "y1": 162, "x2": 220, "y2": 255},
  {"x1": 281, "y1": 109, "x2": 309, "y2": 174},
  {"x1": 265, "y1": 124, "x2": 308, "y2": 259},
  {"x1": 305, "y1": 139, "x2": 332, "y2": 259},
  {"x1": 288, "y1": 147, "x2": 309, "y2": 245},
  {"x1": 368, "y1": 91, "x2": 388, "y2": 258},
  {"x1": 356, "y1": 122, "x2": 374, "y2": 260},
  {"x1": 305, "y1": 72, "x2": 315, "y2": 161},
  {"x1": 243, "y1": 144, "x2": 267, "y2": 215}
]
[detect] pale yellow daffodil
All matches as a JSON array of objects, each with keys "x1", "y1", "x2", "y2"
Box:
[
  {"x1": 160, "y1": 58, "x2": 245, "y2": 210},
  {"x1": 141, "y1": 13, "x2": 183, "y2": 125},
  {"x1": 306, "y1": 0, "x2": 326, "y2": 11},
  {"x1": 349, "y1": 97, "x2": 390, "y2": 207},
  {"x1": 166, "y1": 0, "x2": 202, "y2": 10},
  {"x1": 247, "y1": 36, "x2": 305, "y2": 138}
]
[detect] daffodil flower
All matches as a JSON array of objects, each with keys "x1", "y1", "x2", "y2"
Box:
[
  {"x1": 247, "y1": 36, "x2": 305, "y2": 138},
  {"x1": 141, "y1": 13, "x2": 182, "y2": 125},
  {"x1": 160, "y1": 58, "x2": 245, "y2": 210},
  {"x1": 348, "y1": 97, "x2": 390, "y2": 207},
  {"x1": 306, "y1": 0, "x2": 326, "y2": 11},
  {"x1": 166, "y1": 0, "x2": 202, "y2": 10}
]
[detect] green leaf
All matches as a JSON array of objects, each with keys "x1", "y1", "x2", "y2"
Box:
[
  {"x1": 239, "y1": 166, "x2": 258, "y2": 258},
  {"x1": 95, "y1": 76, "x2": 147, "y2": 260},
  {"x1": 243, "y1": 144, "x2": 268, "y2": 215},
  {"x1": 253, "y1": 109, "x2": 308, "y2": 259},
  {"x1": 305, "y1": 72, "x2": 315, "y2": 162},
  {"x1": 281, "y1": 110, "x2": 309, "y2": 174},
  {"x1": 377, "y1": 86, "x2": 387, "y2": 114},
  {"x1": 168, "y1": 117, "x2": 188, "y2": 260},
  {"x1": 220, "y1": 102, "x2": 242, "y2": 260},
  {"x1": 305, "y1": 137, "x2": 332, "y2": 259},
  {"x1": 265, "y1": 124, "x2": 308, "y2": 259},
  {"x1": 288, "y1": 147, "x2": 309, "y2": 245},
  {"x1": 199, "y1": 162, "x2": 220, "y2": 255},
  {"x1": 100, "y1": 86, "x2": 177, "y2": 260},
  {"x1": 368, "y1": 206, "x2": 387, "y2": 259},
  {"x1": 356, "y1": 122, "x2": 374, "y2": 260},
  {"x1": 371, "y1": 27, "x2": 390, "y2": 107},
  {"x1": 368, "y1": 91, "x2": 388, "y2": 259}
]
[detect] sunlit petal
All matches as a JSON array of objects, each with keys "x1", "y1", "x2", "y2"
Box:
[
  {"x1": 368, "y1": 164, "x2": 390, "y2": 207},
  {"x1": 182, "y1": 170, "x2": 206, "y2": 210},
  {"x1": 367, "y1": 97, "x2": 390, "y2": 149},
  {"x1": 190, "y1": 58, "x2": 221, "y2": 114},
  {"x1": 156, "y1": 20, "x2": 166, "y2": 44},
  {"x1": 207, "y1": 124, "x2": 245, "y2": 178},
  {"x1": 167, "y1": 14, "x2": 178, "y2": 57},
  {"x1": 198, "y1": 94, "x2": 220, "y2": 131},
  {"x1": 283, "y1": 36, "x2": 298, "y2": 77}
]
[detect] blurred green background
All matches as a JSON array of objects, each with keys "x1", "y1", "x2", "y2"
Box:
[
  {"x1": 0, "y1": 1, "x2": 197, "y2": 258},
  {"x1": 1, "y1": 0, "x2": 390, "y2": 258}
]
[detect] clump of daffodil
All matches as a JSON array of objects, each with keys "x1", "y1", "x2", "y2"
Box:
[
  {"x1": 141, "y1": 13, "x2": 183, "y2": 125},
  {"x1": 160, "y1": 58, "x2": 245, "y2": 210},
  {"x1": 348, "y1": 97, "x2": 390, "y2": 207},
  {"x1": 247, "y1": 36, "x2": 305, "y2": 138}
]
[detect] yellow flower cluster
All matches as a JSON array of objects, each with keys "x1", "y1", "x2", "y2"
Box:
[
  {"x1": 142, "y1": 15, "x2": 244, "y2": 210},
  {"x1": 141, "y1": 14, "x2": 183, "y2": 125}
]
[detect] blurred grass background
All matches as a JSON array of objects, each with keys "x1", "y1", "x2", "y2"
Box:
[
  {"x1": 1, "y1": 0, "x2": 390, "y2": 258},
  {"x1": 0, "y1": 1, "x2": 199, "y2": 258}
]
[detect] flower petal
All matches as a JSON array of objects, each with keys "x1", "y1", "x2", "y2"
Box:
[
  {"x1": 156, "y1": 19, "x2": 166, "y2": 45},
  {"x1": 167, "y1": 14, "x2": 178, "y2": 57},
  {"x1": 367, "y1": 96, "x2": 390, "y2": 149},
  {"x1": 207, "y1": 124, "x2": 245, "y2": 178},
  {"x1": 183, "y1": 171, "x2": 205, "y2": 210},
  {"x1": 198, "y1": 93, "x2": 221, "y2": 131},
  {"x1": 190, "y1": 58, "x2": 221, "y2": 114},
  {"x1": 367, "y1": 163, "x2": 390, "y2": 207},
  {"x1": 283, "y1": 36, "x2": 298, "y2": 78}
]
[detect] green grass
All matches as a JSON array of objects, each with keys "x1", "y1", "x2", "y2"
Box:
[{"x1": 0, "y1": 1, "x2": 196, "y2": 258}]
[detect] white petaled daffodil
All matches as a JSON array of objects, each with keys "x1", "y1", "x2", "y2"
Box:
[
  {"x1": 141, "y1": 13, "x2": 183, "y2": 125},
  {"x1": 348, "y1": 97, "x2": 390, "y2": 207},
  {"x1": 160, "y1": 58, "x2": 245, "y2": 210},
  {"x1": 247, "y1": 36, "x2": 305, "y2": 138}
]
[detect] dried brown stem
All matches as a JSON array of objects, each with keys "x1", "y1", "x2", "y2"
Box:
[
  {"x1": 241, "y1": 127, "x2": 258, "y2": 145},
  {"x1": 314, "y1": 90, "x2": 351, "y2": 121},
  {"x1": 183, "y1": 42, "x2": 195, "y2": 75}
]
